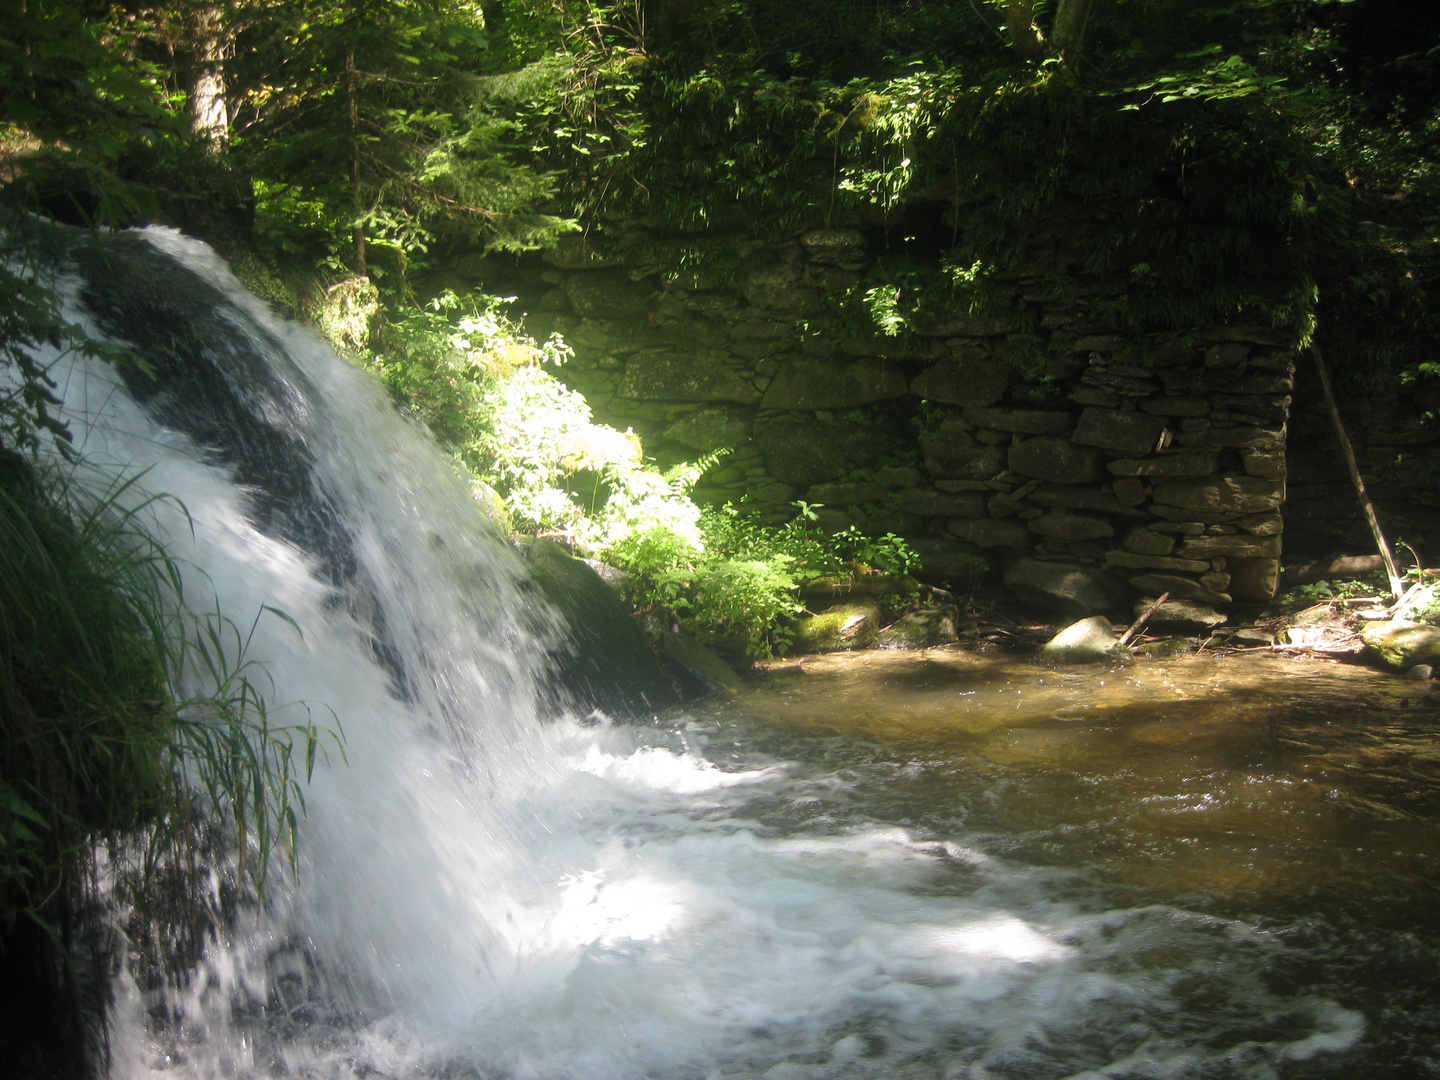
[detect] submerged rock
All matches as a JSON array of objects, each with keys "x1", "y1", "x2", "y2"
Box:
[
  {"x1": 875, "y1": 606, "x2": 960, "y2": 649},
  {"x1": 1361, "y1": 619, "x2": 1440, "y2": 670},
  {"x1": 793, "y1": 600, "x2": 882, "y2": 652},
  {"x1": 1040, "y1": 616, "x2": 1123, "y2": 663}
]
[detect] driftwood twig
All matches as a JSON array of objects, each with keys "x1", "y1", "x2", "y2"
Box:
[
  {"x1": 1312, "y1": 344, "x2": 1405, "y2": 600},
  {"x1": 1118, "y1": 591, "x2": 1170, "y2": 648}
]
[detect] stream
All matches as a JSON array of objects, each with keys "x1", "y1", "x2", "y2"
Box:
[{"x1": 116, "y1": 649, "x2": 1439, "y2": 1080}]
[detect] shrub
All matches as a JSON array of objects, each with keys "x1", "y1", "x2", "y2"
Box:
[{"x1": 358, "y1": 290, "x2": 922, "y2": 658}]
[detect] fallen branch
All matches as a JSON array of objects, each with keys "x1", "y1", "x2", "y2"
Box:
[
  {"x1": 1312, "y1": 344, "x2": 1405, "y2": 600},
  {"x1": 1118, "y1": 591, "x2": 1170, "y2": 648}
]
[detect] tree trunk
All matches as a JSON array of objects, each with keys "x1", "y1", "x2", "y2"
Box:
[
  {"x1": 1051, "y1": 0, "x2": 1095, "y2": 71},
  {"x1": 346, "y1": 44, "x2": 366, "y2": 276},
  {"x1": 1005, "y1": 0, "x2": 1045, "y2": 61},
  {"x1": 187, "y1": 2, "x2": 230, "y2": 147}
]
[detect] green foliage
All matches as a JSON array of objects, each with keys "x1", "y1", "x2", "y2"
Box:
[
  {"x1": 229, "y1": 0, "x2": 574, "y2": 271},
  {"x1": 641, "y1": 502, "x2": 919, "y2": 658},
  {"x1": 358, "y1": 289, "x2": 923, "y2": 657},
  {"x1": 1285, "y1": 574, "x2": 1386, "y2": 604}
]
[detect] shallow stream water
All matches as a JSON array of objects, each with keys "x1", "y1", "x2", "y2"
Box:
[
  {"x1": 122, "y1": 647, "x2": 1436, "y2": 1080},
  {"x1": 673, "y1": 648, "x2": 1440, "y2": 1079}
]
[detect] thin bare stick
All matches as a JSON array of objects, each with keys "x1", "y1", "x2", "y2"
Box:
[
  {"x1": 1312, "y1": 344, "x2": 1405, "y2": 600},
  {"x1": 1119, "y1": 591, "x2": 1170, "y2": 647}
]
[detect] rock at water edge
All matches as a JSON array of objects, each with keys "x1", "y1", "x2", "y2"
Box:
[
  {"x1": 1361, "y1": 619, "x2": 1440, "y2": 669},
  {"x1": 1142, "y1": 598, "x2": 1226, "y2": 633},
  {"x1": 523, "y1": 538, "x2": 683, "y2": 713},
  {"x1": 660, "y1": 630, "x2": 743, "y2": 695},
  {"x1": 875, "y1": 606, "x2": 960, "y2": 649},
  {"x1": 1041, "y1": 616, "x2": 1122, "y2": 663},
  {"x1": 793, "y1": 600, "x2": 882, "y2": 652}
]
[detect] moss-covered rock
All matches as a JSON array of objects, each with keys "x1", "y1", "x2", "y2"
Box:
[
  {"x1": 1361, "y1": 619, "x2": 1440, "y2": 670},
  {"x1": 875, "y1": 606, "x2": 960, "y2": 649},
  {"x1": 792, "y1": 600, "x2": 882, "y2": 653}
]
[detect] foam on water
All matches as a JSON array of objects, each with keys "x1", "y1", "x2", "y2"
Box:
[{"x1": 17, "y1": 227, "x2": 1362, "y2": 1079}]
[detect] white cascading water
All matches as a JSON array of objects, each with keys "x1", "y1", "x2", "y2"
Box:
[{"x1": 22, "y1": 227, "x2": 1362, "y2": 1079}]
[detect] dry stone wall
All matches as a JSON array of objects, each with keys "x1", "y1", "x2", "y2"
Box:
[{"x1": 433, "y1": 225, "x2": 1298, "y2": 627}]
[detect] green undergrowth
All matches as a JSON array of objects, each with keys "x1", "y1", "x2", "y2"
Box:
[
  {"x1": 357, "y1": 289, "x2": 916, "y2": 657},
  {"x1": 0, "y1": 455, "x2": 340, "y2": 995}
]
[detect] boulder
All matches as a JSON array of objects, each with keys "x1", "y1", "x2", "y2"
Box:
[
  {"x1": 1152, "y1": 477, "x2": 1285, "y2": 514},
  {"x1": 522, "y1": 539, "x2": 683, "y2": 714},
  {"x1": 1105, "y1": 551, "x2": 1211, "y2": 574},
  {"x1": 563, "y1": 271, "x2": 654, "y2": 317},
  {"x1": 921, "y1": 437, "x2": 1007, "y2": 481},
  {"x1": 619, "y1": 351, "x2": 760, "y2": 403},
  {"x1": 1106, "y1": 452, "x2": 1219, "y2": 477},
  {"x1": 1004, "y1": 557, "x2": 1128, "y2": 615},
  {"x1": 793, "y1": 600, "x2": 882, "y2": 652},
  {"x1": 897, "y1": 488, "x2": 987, "y2": 517},
  {"x1": 962, "y1": 407, "x2": 1074, "y2": 435},
  {"x1": 910, "y1": 359, "x2": 1010, "y2": 407},
  {"x1": 1127, "y1": 572, "x2": 1231, "y2": 605},
  {"x1": 1141, "y1": 598, "x2": 1227, "y2": 632},
  {"x1": 1071, "y1": 407, "x2": 1168, "y2": 455},
  {"x1": 1008, "y1": 437, "x2": 1103, "y2": 484},
  {"x1": 1240, "y1": 448, "x2": 1287, "y2": 479},
  {"x1": 760, "y1": 358, "x2": 908, "y2": 409},
  {"x1": 1175, "y1": 533, "x2": 1282, "y2": 559},
  {"x1": 1028, "y1": 510, "x2": 1114, "y2": 541},
  {"x1": 1361, "y1": 619, "x2": 1440, "y2": 669},
  {"x1": 1173, "y1": 426, "x2": 1285, "y2": 452},
  {"x1": 1122, "y1": 528, "x2": 1175, "y2": 556},
  {"x1": 1111, "y1": 477, "x2": 1147, "y2": 506},
  {"x1": 1142, "y1": 395, "x2": 1212, "y2": 417},
  {"x1": 1228, "y1": 626, "x2": 1276, "y2": 646},
  {"x1": 544, "y1": 235, "x2": 622, "y2": 270},
  {"x1": 744, "y1": 283, "x2": 822, "y2": 314},
  {"x1": 659, "y1": 630, "x2": 743, "y2": 695},
  {"x1": 804, "y1": 480, "x2": 885, "y2": 505},
  {"x1": 1028, "y1": 483, "x2": 1131, "y2": 514},
  {"x1": 875, "y1": 606, "x2": 961, "y2": 649},
  {"x1": 1041, "y1": 616, "x2": 1123, "y2": 663},
  {"x1": 1227, "y1": 557, "x2": 1280, "y2": 601},
  {"x1": 660, "y1": 405, "x2": 752, "y2": 452},
  {"x1": 949, "y1": 517, "x2": 1032, "y2": 549},
  {"x1": 757, "y1": 419, "x2": 897, "y2": 486},
  {"x1": 904, "y1": 535, "x2": 991, "y2": 590}
]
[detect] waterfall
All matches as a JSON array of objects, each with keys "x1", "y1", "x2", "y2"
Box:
[{"x1": 20, "y1": 227, "x2": 1363, "y2": 1079}]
